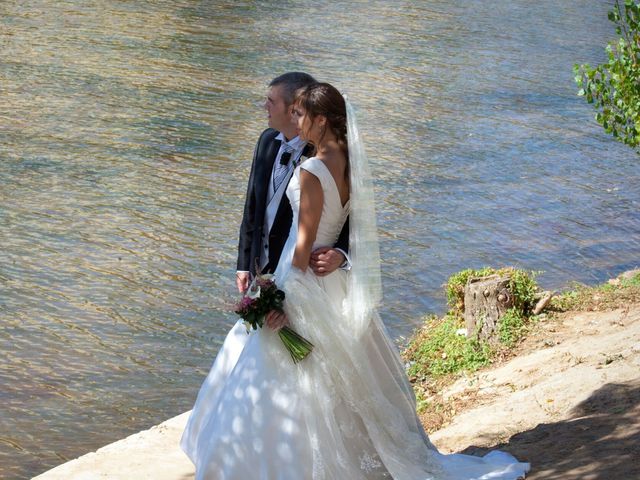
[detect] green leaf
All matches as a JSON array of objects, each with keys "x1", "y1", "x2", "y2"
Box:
[{"x1": 575, "y1": 0, "x2": 640, "y2": 154}]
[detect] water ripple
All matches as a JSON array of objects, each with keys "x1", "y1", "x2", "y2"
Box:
[{"x1": 1, "y1": 1, "x2": 639, "y2": 478}]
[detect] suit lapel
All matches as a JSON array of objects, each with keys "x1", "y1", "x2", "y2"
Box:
[{"x1": 255, "y1": 137, "x2": 281, "y2": 208}]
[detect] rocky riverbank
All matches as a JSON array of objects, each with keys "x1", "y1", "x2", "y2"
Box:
[{"x1": 34, "y1": 273, "x2": 640, "y2": 480}]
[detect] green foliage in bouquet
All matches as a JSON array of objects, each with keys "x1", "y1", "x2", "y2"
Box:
[
  {"x1": 235, "y1": 276, "x2": 285, "y2": 330},
  {"x1": 235, "y1": 274, "x2": 313, "y2": 364}
]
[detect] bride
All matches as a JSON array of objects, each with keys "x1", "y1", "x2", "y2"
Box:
[{"x1": 181, "y1": 83, "x2": 530, "y2": 479}]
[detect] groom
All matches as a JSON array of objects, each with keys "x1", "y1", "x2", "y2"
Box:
[{"x1": 236, "y1": 72, "x2": 349, "y2": 292}]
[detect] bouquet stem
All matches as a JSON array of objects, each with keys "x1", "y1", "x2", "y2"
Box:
[{"x1": 278, "y1": 326, "x2": 314, "y2": 364}]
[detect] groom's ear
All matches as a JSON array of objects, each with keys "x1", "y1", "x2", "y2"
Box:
[
  {"x1": 287, "y1": 104, "x2": 298, "y2": 125},
  {"x1": 287, "y1": 104, "x2": 297, "y2": 123}
]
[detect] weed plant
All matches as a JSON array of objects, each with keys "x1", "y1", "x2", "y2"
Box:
[{"x1": 404, "y1": 267, "x2": 539, "y2": 392}]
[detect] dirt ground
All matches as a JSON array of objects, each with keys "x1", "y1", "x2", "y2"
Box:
[
  {"x1": 464, "y1": 380, "x2": 640, "y2": 479},
  {"x1": 429, "y1": 304, "x2": 640, "y2": 479}
]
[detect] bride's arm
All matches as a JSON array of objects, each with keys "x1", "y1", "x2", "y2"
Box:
[
  {"x1": 266, "y1": 170, "x2": 322, "y2": 330},
  {"x1": 291, "y1": 170, "x2": 323, "y2": 272}
]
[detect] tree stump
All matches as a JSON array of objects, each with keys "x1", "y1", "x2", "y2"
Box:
[{"x1": 464, "y1": 275, "x2": 514, "y2": 342}]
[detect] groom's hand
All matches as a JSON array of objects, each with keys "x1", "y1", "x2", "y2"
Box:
[
  {"x1": 236, "y1": 272, "x2": 250, "y2": 293},
  {"x1": 310, "y1": 247, "x2": 345, "y2": 277}
]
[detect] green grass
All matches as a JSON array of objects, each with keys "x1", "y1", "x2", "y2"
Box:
[
  {"x1": 405, "y1": 313, "x2": 492, "y2": 382},
  {"x1": 550, "y1": 271, "x2": 640, "y2": 312},
  {"x1": 445, "y1": 267, "x2": 497, "y2": 312},
  {"x1": 405, "y1": 267, "x2": 640, "y2": 424},
  {"x1": 404, "y1": 267, "x2": 540, "y2": 389},
  {"x1": 497, "y1": 308, "x2": 526, "y2": 347}
]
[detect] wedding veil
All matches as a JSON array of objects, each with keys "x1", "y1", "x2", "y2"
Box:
[
  {"x1": 344, "y1": 96, "x2": 383, "y2": 339},
  {"x1": 274, "y1": 95, "x2": 527, "y2": 480},
  {"x1": 279, "y1": 96, "x2": 443, "y2": 478}
]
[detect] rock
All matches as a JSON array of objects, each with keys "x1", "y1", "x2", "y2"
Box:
[
  {"x1": 533, "y1": 291, "x2": 554, "y2": 315},
  {"x1": 601, "y1": 353, "x2": 624, "y2": 365},
  {"x1": 619, "y1": 268, "x2": 640, "y2": 280}
]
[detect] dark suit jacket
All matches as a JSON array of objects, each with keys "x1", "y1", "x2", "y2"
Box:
[{"x1": 237, "y1": 128, "x2": 349, "y2": 276}]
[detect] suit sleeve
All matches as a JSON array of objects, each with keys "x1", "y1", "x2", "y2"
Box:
[
  {"x1": 334, "y1": 216, "x2": 349, "y2": 254},
  {"x1": 236, "y1": 133, "x2": 263, "y2": 272}
]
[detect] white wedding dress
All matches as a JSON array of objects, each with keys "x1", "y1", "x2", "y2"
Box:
[{"x1": 181, "y1": 157, "x2": 529, "y2": 479}]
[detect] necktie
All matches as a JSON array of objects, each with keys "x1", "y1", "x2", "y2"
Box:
[{"x1": 273, "y1": 146, "x2": 294, "y2": 193}]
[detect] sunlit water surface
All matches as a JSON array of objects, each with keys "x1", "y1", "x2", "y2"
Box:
[{"x1": 1, "y1": 1, "x2": 638, "y2": 478}]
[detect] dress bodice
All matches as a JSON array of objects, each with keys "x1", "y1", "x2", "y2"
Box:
[{"x1": 286, "y1": 157, "x2": 350, "y2": 250}]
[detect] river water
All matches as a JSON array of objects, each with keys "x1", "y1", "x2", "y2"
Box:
[{"x1": 1, "y1": 1, "x2": 638, "y2": 478}]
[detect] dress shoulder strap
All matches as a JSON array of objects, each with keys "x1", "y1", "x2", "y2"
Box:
[{"x1": 299, "y1": 157, "x2": 332, "y2": 186}]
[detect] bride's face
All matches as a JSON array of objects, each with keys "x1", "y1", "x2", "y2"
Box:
[{"x1": 293, "y1": 104, "x2": 322, "y2": 144}]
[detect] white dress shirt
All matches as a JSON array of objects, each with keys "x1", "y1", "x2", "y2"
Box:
[{"x1": 259, "y1": 134, "x2": 307, "y2": 271}]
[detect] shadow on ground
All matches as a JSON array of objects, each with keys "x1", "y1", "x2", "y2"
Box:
[{"x1": 461, "y1": 380, "x2": 640, "y2": 479}]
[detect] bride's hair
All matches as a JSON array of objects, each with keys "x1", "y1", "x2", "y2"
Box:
[{"x1": 294, "y1": 83, "x2": 348, "y2": 160}]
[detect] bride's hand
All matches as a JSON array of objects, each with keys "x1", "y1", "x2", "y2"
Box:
[{"x1": 265, "y1": 309, "x2": 289, "y2": 331}]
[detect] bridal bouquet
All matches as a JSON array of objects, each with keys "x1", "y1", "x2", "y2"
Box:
[{"x1": 235, "y1": 273, "x2": 313, "y2": 364}]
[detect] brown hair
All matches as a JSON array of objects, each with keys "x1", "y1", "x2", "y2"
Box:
[
  {"x1": 269, "y1": 72, "x2": 317, "y2": 106},
  {"x1": 294, "y1": 83, "x2": 348, "y2": 160}
]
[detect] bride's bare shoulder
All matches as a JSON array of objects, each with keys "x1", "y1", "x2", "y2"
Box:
[{"x1": 315, "y1": 149, "x2": 347, "y2": 177}]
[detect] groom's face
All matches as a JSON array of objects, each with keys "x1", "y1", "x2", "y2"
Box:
[{"x1": 265, "y1": 85, "x2": 294, "y2": 134}]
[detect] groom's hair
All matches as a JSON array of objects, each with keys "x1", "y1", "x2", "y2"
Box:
[{"x1": 269, "y1": 72, "x2": 317, "y2": 106}]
